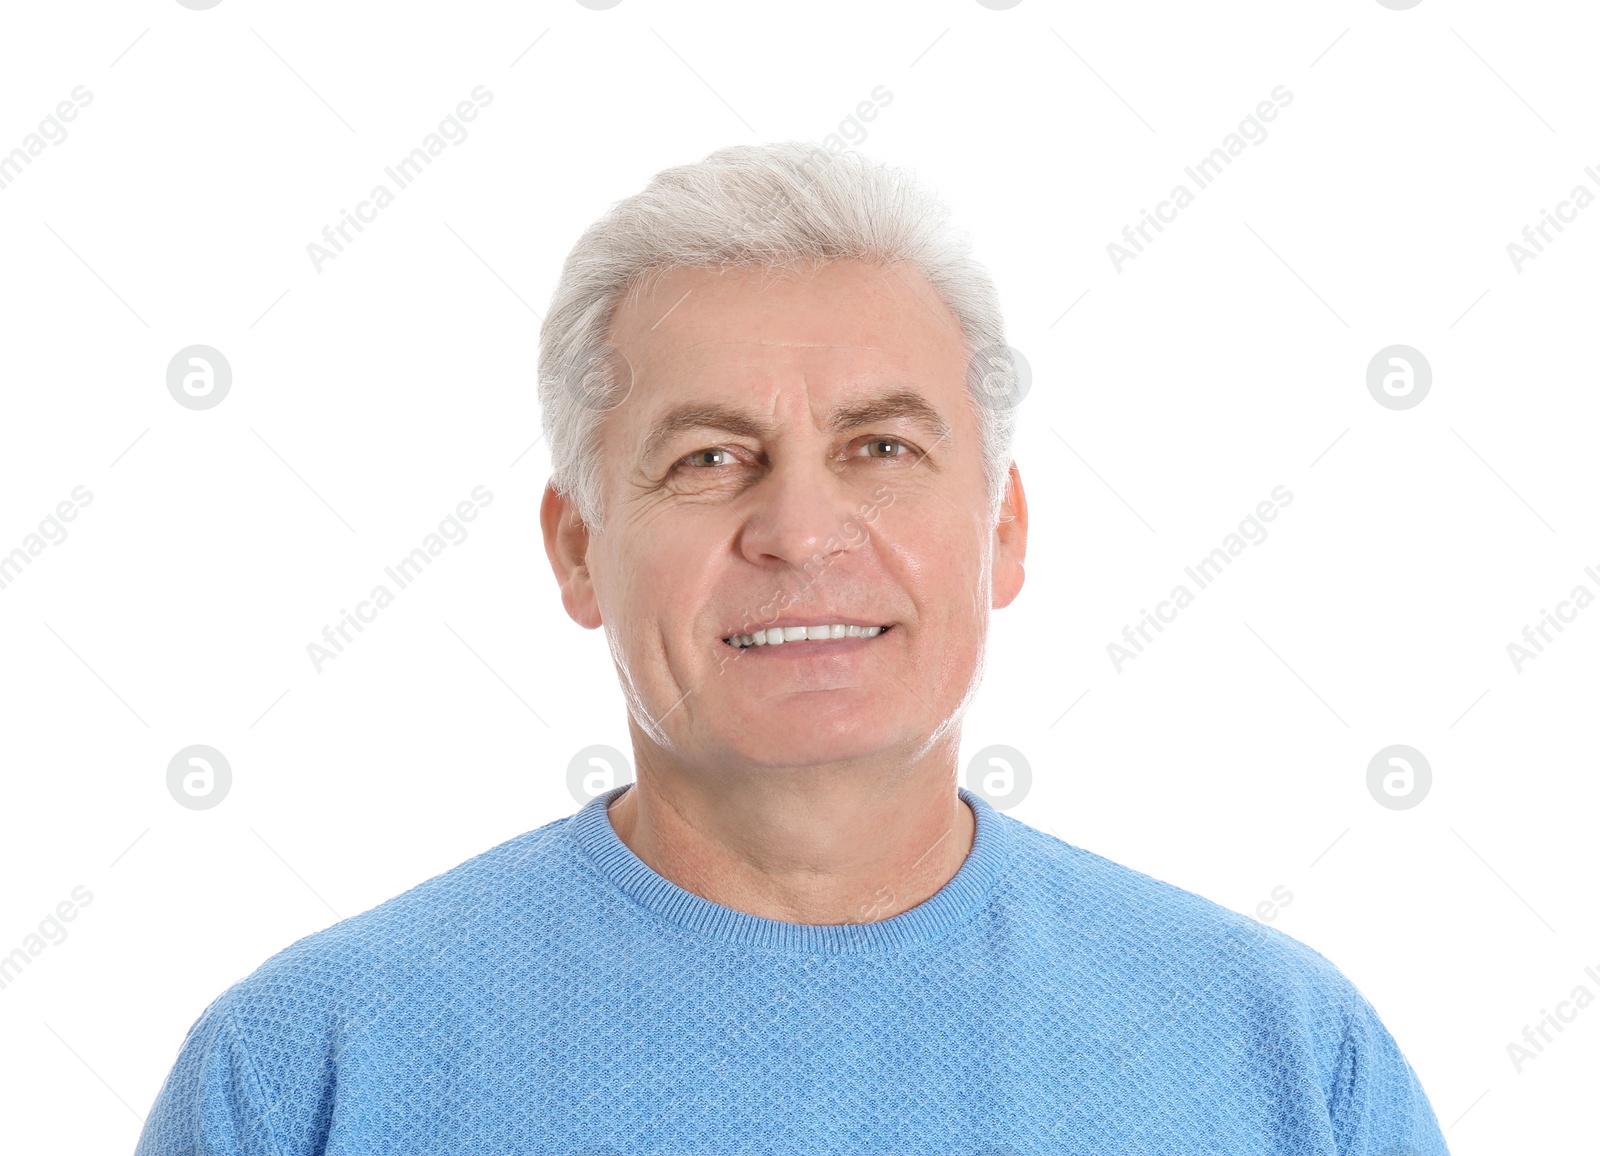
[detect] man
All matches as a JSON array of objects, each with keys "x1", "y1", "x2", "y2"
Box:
[{"x1": 136, "y1": 142, "x2": 1449, "y2": 1154}]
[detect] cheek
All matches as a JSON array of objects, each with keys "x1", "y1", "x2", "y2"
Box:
[
  {"x1": 879, "y1": 508, "x2": 986, "y2": 596},
  {"x1": 600, "y1": 518, "x2": 725, "y2": 641}
]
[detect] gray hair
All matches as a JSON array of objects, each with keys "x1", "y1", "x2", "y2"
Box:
[{"x1": 537, "y1": 140, "x2": 1016, "y2": 533}]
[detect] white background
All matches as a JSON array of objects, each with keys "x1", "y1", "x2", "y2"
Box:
[{"x1": 1, "y1": 1, "x2": 1596, "y2": 1152}]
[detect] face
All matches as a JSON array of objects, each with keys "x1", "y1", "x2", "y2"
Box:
[{"x1": 542, "y1": 259, "x2": 1026, "y2": 777}]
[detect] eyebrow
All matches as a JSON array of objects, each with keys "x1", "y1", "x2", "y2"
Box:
[{"x1": 637, "y1": 389, "x2": 953, "y2": 465}]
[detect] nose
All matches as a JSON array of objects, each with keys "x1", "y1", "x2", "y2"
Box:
[{"x1": 736, "y1": 454, "x2": 871, "y2": 573}]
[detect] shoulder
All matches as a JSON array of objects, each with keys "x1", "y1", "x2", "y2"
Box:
[
  {"x1": 139, "y1": 816, "x2": 582, "y2": 1155},
  {"x1": 998, "y1": 816, "x2": 1384, "y2": 1031},
  {"x1": 213, "y1": 811, "x2": 579, "y2": 1027},
  {"x1": 996, "y1": 817, "x2": 1447, "y2": 1150}
]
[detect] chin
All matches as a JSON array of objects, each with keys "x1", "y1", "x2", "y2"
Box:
[{"x1": 714, "y1": 705, "x2": 894, "y2": 770}]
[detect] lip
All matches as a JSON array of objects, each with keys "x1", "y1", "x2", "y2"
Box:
[
  {"x1": 719, "y1": 616, "x2": 892, "y2": 642},
  {"x1": 721, "y1": 624, "x2": 895, "y2": 654}
]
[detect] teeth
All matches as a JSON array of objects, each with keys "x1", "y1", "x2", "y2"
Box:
[{"x1": 725, "y1": 625, "x2": 886, "y2": 649}]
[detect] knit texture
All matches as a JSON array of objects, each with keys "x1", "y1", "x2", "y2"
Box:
[{"x1": 135, "y1": 785, "x2": 1449, "y2": 1155}]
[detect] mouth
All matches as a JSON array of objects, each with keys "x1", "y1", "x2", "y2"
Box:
[{"x1": 721, "y1": 623, "x2": 893, "y2": 649}]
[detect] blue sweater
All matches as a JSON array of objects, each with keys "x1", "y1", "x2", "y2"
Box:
[{"x1": 135, "y1": 785, "x2": 1449, "y2": 1155}]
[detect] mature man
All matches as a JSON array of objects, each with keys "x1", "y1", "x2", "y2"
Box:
[{"x1": 136, "y1": 142, "x2": 1449, "y2": 1155}]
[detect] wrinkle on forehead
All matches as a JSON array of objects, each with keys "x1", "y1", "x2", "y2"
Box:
[
  {"x1": 605, "y1": 259, "x2": 967, "y2": 446},
  {"x1": 665, "y1": 339, "x2": 891, "y2": 353}
]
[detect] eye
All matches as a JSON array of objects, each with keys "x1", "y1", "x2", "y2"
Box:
[
  {"x1": 680, "y1": 447, "x2": 736, "y2": 469},
  {"x1": 671, "y1": 437, "x2": 917, "y2": 475},
  {"x1": 856, "y1": 436, "x2": 915, "y2": 460}
]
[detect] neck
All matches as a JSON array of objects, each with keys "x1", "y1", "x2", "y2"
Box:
[{"x1": 605, "y1": 743, "x2": 976, "y2": 926}]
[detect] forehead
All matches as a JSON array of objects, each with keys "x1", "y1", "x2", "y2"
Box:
[{"x1": 606, "y1": 260, "x2": 968, "y2": 405}]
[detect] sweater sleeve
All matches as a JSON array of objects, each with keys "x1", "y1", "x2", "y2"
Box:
[
  {"x1": 133, "y1": 993, "x2": 288, "y2": 1156},
  {"x1": 1326, "y1": 982, "x2": 1451, "y2": 1156}
]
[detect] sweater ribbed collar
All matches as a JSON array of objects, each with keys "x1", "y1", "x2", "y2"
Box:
[{"x1": 568, "y1": 784, "x2": 1011, "y2": 953}]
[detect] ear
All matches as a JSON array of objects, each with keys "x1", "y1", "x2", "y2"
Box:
[
  {"x1": 991, "y1": 462, "x2": 1027, "y2": 610},
  {"x1": 540, "y1": 482, "x2": 603, "y2": 629}
]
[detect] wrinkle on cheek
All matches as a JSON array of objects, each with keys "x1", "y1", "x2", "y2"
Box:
[
  {"x1": 595, "y1": 491, "x2": 689, "y2": 608},
  {"x1": 606, "y1": 613, "x2": 683, "y2": 741},
  {"x1": 625, "y1": 468, "x2": 758, "y2": 530},
  {"x1": 617, "y1": 472, "x2": 680, "y2": 523},
  {"x1": 601, "y1": 505, "x2": 730, "y2": 707}
]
